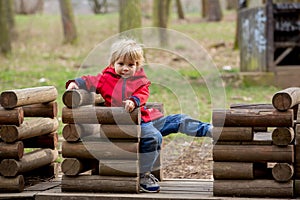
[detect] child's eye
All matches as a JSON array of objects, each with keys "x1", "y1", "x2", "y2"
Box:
[
  {"x1": 128, "y1": 64, "x2": 134, "y2": 67},
  {"x1": 118, "y1": 62, "x2": 124, "y2": 66}
]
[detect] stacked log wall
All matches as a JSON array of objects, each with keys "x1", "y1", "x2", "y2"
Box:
[
  {"x1": 61, "y1": 89, "x2": 146, "y2": 193},
  {"x1": 212, "y1": 87, "x2": 300, "y2": 198},
  {"x1": 0, "y1": 86, "x2": 59, "y2": 192}
]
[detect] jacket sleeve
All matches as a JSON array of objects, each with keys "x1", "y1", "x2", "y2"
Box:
[
  {"x1": 130, "y1": 80, "x2": 151, "y2": 107},
  {"x1": 66, "y1": 74, "x2": 102, "y2": 92}
]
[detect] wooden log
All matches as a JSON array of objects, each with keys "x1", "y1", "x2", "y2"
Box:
[
  {"x1": 213, "y1": 162, "x2": 254, "y2": 179},
  {"x1": 212, "y1": 127, "x2": 253, "y2": 141},
  {"x1": 295, "y1": 145, "x2": 300, "y2": 178},
  {"x1": 63, "y1": 89, "x2": 95, "y2": 108},
  {"x1": 23, "y1": 102, "x2": 58, "y2": 118},
  {"x1": 0, "y1": 148, "x2": 58, "y2": 177},
  {"x1": 145, "y1": 102, "x2": 164, "y2": 114},
  {"x1": 100, "y1": 125, "x2": 141, "y2": 139},
  {"x1": 213, "y1": 145, "x2": 294, "y2": 163},
  {"x1": 272, "y1": 87, "x2": 300, "y2": 111},
  {"x1": 62, "y1": 124, "x2": 98, "y2": 142},
  {"x1": 213, "y1": 180, "x2": 293, "y2": 197},
  {"x1": 62, "y1": 141, "x2": 138, "y2": 160},
  {"x1": 99, "y1": 160, "x2": 139, "y2": 177},
  {"x1": 296, "y1": 180, "x2": 300, "y2": 197},
  {"x1": 272, "y1": 163, "x2": 294, "y2": 182},
  {"x1": 0, "y1": 117, "x2": 59, "y2": 143},
  {"x1": 0, "y1": 86, "x2": 58, "y2": 109},
  {"x1": 62, "y1": 106, "x2": 141, "y2": 125},
  {"x1": 0, "y1": 141, "x2": 23, "y2": 160},
  {"x1": 0, "y1": 107, "x2": 23, "y2": 126},
  {"x1": 24, "y1": 163, "x2": 59, "y2": 178},
  {"x1": 22, "y1": 132, "x2": 58, "y2": 149},
  {"x1": 272, "y1": 127, "x2": 294, "y2": 146},
  {"x1": 296, "y1": 124, "x2": 300, "y2": 145},
  {"x1": 0, "y1": 175, "x2": 24, "y2": 193},
  {"x1": 212, "y1": 109, "x2": 294, "y2": 127},
  {"x1": 61, "y1": 175, "x2": 139, "y2": 193},
  {"x1": 61, "y1": 158, "x2": 99, "y2": 176},
  {"x1": 230, "y1": 103, "x2": 274, "y2": 109}
]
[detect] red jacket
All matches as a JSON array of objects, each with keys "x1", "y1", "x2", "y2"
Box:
[{"x1": 66, "y1": 65, "x2": 164, "y2": 123}]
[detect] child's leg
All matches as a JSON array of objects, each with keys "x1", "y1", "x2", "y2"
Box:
[
  {"x1": 153, "y1": 114, "x2": 212, "y2": 137},
  {"x1": 140, "y1": 122, "x2": 163, "y2": 174}
]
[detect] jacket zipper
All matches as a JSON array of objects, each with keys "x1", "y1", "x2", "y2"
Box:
[{"x1": 122, "y1": 78, "x2": 127, "y2": 101}]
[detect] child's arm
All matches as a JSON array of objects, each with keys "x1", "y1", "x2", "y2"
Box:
[{"x1": 65, "y1": 74, "x2": 102, "y2": 92}]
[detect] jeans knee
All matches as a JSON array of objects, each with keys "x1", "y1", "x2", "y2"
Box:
[{"x1": 140, "y1": 133, "x2": 162, "y2": 153}]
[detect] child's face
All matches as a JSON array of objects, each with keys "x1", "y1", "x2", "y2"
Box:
[{"x1": 114, "y1": 58, "x2": 138, "y2": 78}]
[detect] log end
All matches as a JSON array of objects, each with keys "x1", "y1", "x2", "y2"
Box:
[
  {"x1": 63, "y1": 90, "x2": 81, "y2": 108},
  {"x1": 0, "y1": 126, "x2": 18, "y2": 143},
  {"x1": 272, "y1": 92, "x2": 292, "y2": 111},
  {"x1": 0, "y1": 159, "x2": 19, "y2": 177},
  {"x1": 0, "y1": 91, "x2": 18, "y2": 109}
]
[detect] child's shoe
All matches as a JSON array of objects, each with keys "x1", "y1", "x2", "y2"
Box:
[{"x1": 140, "y1": 172, "x2": 160, "y2": 193}]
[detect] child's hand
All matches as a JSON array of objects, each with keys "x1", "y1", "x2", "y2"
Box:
[
  {"x1": 67, "y1": 82, "x2": 79, "y2": 90},
  {"x1": 123, "y1": 100, "x2": 135, "y2": 113}
]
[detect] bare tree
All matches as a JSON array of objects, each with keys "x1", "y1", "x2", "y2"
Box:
[
  {"x1": 0, "y1": 0, "x2": 12, "y2": 55},
  {"x1": 88, "y1": 0, "x2": 108, "y2": 14},
  {"x1": 59, "y1": 0, "x2": 77, "y2": 44}
]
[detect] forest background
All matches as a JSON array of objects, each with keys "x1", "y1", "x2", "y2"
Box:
[{"x1": 0, "y1": 0, "x2": 295, "y2": 179}]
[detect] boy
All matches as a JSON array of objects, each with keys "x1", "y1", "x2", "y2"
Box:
[{"x1": 66, "y1": 38, "x2": 212, "y2": 193}]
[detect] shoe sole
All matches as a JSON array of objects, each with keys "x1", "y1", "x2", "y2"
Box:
[{"x1": 140, "y1": 187, "x2": 160, "y2": 193}]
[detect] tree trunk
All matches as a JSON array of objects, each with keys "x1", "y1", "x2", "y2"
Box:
[
  {"x1": 176, "y1": 0, "x2": 185, "y2": 19},
  {"x1": 153, "y1": 0, "x2": 171, "y2": 46},
  {"x1": 119, "y1": 0, "x2": 142, "y2": 38},
  {"x1": 59, "y1": 0, "x2": 77, "y2": 44},
  {"x1": 226, "y1": 0, "x2": 238, "y2": 10},
  {"x1": 0, "y1": 0, "x2": 11, "y2": 55},
  {"x1": 203, "y1": 0, "x2": 223, "y2": 21}
]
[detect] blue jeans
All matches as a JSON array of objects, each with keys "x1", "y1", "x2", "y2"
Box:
[{"x1": 139, "y1": 114, "x2": 212, "y2": 174}]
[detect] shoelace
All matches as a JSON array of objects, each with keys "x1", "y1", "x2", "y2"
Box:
[{"x1": 145, "y1": 173, "x2": 159, "y2": 184}]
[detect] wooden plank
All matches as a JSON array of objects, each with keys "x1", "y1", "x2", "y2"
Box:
[{"x1": 0, "y1": 86, "x2": 58, "y2": 109}]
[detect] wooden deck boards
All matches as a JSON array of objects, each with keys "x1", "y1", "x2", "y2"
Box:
[{"x1": 0, "y1": 177, "x2": 298, "y2": 200}]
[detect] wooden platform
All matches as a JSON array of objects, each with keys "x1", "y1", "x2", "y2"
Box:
[{"x1": 0, "y1": 176, "x2": 298, "y2": 200}]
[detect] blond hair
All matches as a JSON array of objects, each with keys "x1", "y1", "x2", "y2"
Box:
[{"x1": 109, "y1": 38, "x2": 145, "y2": 68}]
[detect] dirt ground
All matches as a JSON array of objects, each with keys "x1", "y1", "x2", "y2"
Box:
[{"x1": 161, "y1": 136, "x2": 213, "y2": 179}]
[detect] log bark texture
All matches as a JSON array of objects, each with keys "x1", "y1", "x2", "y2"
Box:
[
  {"x1": 213, "y1": 180, "x2": 293, "y2": 197},
  {"x1": 23, "y1": 102, "x2": 58, "y2": 118},
  {"x1": 296, "y1": 124, "x2": 300, "y2": 145},
  {"x1": 0, "y1": 107, "x2": 23, "y2": 126},
  {"x1": 212, "y1": 127, "x2": 253, "y2": 141},
  {"x1": 296, "y1": 180, "x2": 300, "y2": 197},
  {"x1": 213, "y1": 162, "x2": 255, "y2": 179},
  {"x1": 212, "y1": 109, "x2": 293, "y2": 127},
  {"x1": 61, "y1": 175, "x2": 139, "y2": 193},
  {"x1": 0, "y1": 175, "x2": 24, "y2": 192},
  {"x1": 295, "y1": 145, "x2": 300, "y2": 178},
  {"x1": 213, "y1": 145, "x2": 294, "y2": 162},
  {"x1": 0, "y1": 86, "x2": 58, "y2": 109},
  {"x1": 100, "y1": 125, "x2": 141, "y2": 139},
  {"x1": 272, "y1": 87, "x2": 300, "y2": 111},
  {"x1": 0, "y1": 148, "x2": 58, "y2": 177},
  {"x1": 61, "y1": 158, "x2": 99, "y2": 176},
  {"x1": 0, "y1": 141, "x2": 23, "y2": 160},
  {"x1": 99, "y1": 160, "x2": 139, "y2": 177},
  {"x1": 62, "y1": 106, "x2": 141, "y2": 125},
  {"x1": 272, "y1": 163, "x2": 294, "y2": 182},
  {"x1": 62, "y1": 141, "x2": 138, "y2": 160},
  {"x1": 0, "y1": 117, "x2": 59, "y2": 143},
  {"x1": 230, "y1": 103, "x2": 274, "y2": 109},
  {"x1": 272, "y1": 127, "x2": 294, "y2": 146}
]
